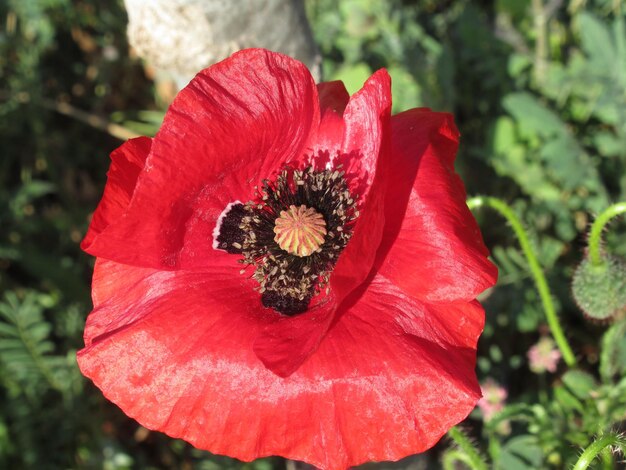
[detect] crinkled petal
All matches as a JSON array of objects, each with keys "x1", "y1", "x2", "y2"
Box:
[
  {"x1": 376, "y1": 109, "x2": 497, "y2": 302},
  {"x1": 84, "y1": 62, "x2": 395, "y2": 379},
  {"x1": 81, "y1": 259, "x2": 267, "y2": 348},
  {"x1": 78, "y1": 263, "x2": 481, "y2": 470},
  {"x1": 85, "y1": 49, "x2": 320, "y2": 270},
  {"x1": 299, "y1": 274, "x2": 484, "y2": 468},
  {"x1": 253, "y1": 71, "x2": 392, "y2": 376},
  {"x1": 81, "y1": 137, "x2": 151, "y2": 251}
]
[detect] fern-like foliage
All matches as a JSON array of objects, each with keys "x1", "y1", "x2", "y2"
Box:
[{"x1": 0, "y1": 291, "x2": 77, "y2": 398}]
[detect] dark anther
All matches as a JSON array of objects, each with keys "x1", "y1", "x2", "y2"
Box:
[
  {"x1": 261, "y1": 291, "x2": 311, "y2": 316},
  {"x1": 215, "y1": 203, "x2": 247, "y2": 254}
]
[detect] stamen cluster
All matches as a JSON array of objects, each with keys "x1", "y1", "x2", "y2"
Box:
[{"x1": 238, "y1": 166, "x2": 358, "y2": 314}]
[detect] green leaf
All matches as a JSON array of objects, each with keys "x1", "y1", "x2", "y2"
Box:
[
  {"x1": 593, "y1": 131, "x2": 625, "y2": 158},
  {"x1": 492, "y1": 116, "x2": 517, "y2": 155},
  {"x1": 577, "y1": 12, "x2": 616, "y2": 73},
  {"x1": 554, "y1": 385, "x2": 584, "y2": 413},
  {"x1": 562, "y1": 370, "x2": 596, "y2": 400},
  {"x1": 497, "y1": 435, "x2": 543, "y2": 470},
  {"x1": 502, "y1": 92, "x2": 564, "y2": 137},
  {"x1": 0, "y1": 291, "x2": 76, "y2": 396},
  {"x1": 600, "y1": 320, "x2": 626, "y2": 383},
  {"x1": 540, "y1": 136, "x2": 590, "y2": 189}
]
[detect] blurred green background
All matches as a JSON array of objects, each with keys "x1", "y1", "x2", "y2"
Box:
[{"x1": 1, "y1": 0, "x2": 625, "y2": 468}]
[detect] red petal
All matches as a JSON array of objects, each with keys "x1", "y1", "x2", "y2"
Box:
[
  {"x1": 252, "y1": 297, "x2": 336, "y2": 377},
  {"x1": 253, "y1": 71, "x2": 392, "y2": 376},
  {"x1": 81, "y1": 259, "x2": 269, "y2": 348},
  {"x1": 300, "y1": 274, "x2": 484, "y2": 468},
  {"x1": 81, "y1": 137, "x2": 151, "y2": 251},
  {"x1": 78, "y1": 263, "x2": 481, "y2": 469},
  {"x1": 329, "y1": 68, "x2": 392, "y2": 306},
  {"x1": 312, "y1": 81, "x2": 349, "y2": 153},
  {"x1": 317, "y1": 80, "x2": 349, "y2": 116},
  {"x1": 340, "y1": 69, "x2": 391, "y2": 193},
  {"x1": 85, "y1": 49, "x2": 321, "y2": 270},
  {"x1": 376, "y1": 109, "x2": 497, "y2": 302},
  {"x1": 332, "y1": 69, "x2": 392, "y2": 293},
  {"x1": 317, "y1": 80, "x2": 350, "y2": 116}
]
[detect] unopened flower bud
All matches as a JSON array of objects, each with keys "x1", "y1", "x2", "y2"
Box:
[{"x1": 572, "y1": 255, "x2": 626, "y2": 322}]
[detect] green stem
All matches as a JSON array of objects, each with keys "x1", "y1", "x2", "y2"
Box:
[
  {"x1": 588, "y1": 202, "x2": 626, "y2": 267},
  {"x1": 531, "y1": 0, "x2": 548, "y2": 86},
  {"x1": 600, "y1": 447, "x2": 613, "y2": 470},
  {"x1": 467, "y1": 196, "x2": 576, "y2": 367},
  {"x1": 446, "y1": 426, "x2": 488, "y2": 470},
  {"x1": 573, "y1": 433, "x2": 626, "y2": 470},
  {"x1": 442, "y1": 449, "x2": 476, "y2": 470}
]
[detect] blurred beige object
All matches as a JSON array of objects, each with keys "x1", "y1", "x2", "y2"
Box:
[{"x1": 123, "y1": 0, "x2": 321, "y2": 91}]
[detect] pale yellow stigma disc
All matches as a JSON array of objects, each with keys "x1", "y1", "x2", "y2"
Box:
[{"x1": 273, "y1": 205, "x2": 327, "y2": 257}]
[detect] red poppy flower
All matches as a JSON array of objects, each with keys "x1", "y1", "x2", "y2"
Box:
[{"x1": 78, "y1": 49, "x2": 497, "y2": 469}]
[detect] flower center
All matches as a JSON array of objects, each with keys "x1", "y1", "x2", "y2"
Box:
[
  {"x1": 213, "y1": 165, "x2": 358, "y2": 316},
  {"x1": 273, "y1": 205, "x2": 327, "y2": 257}
]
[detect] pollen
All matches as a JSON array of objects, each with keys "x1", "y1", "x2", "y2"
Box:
[{"x1": 273, "y1": 205, "x2": 327, "y2": 257}]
